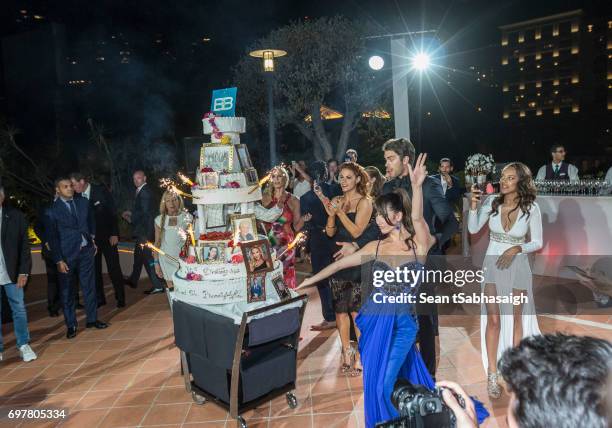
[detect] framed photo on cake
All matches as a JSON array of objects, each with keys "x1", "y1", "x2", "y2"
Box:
[
  {"x1": 241, "y1": 239, "x2": 273, "y2": 274},
  {"x1": 244, "y1": 167, "x2": 259, "y2": 186},
  {"x1": 236, "y1": 144, "x2": 253, "y2": 170},
  {"x1": 198, "y1": 241, "x2": 227, "y2": 264},
  {"x1": 229, "y1": 213, "x2": 257, "y2": 243},
  {"x1": 271, "y1": 275, "x2": 290, "y2": 300},
  {"x1": 200, "y1": 144, "x2": 234, "y2": 172},
  {"x1": 246, "y1": 273, "x2": 266, "y2": 303}
]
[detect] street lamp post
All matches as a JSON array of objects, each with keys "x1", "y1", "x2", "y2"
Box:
[
  {"x1": 366, "y1": 31, "x2": 436, "y2": 142},
  {"x1": 249, "y1": 49, "x2": 287, "y2": 167}
]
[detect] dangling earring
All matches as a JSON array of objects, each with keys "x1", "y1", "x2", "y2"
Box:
[{"x1": 394, "y1": 223, "x2": 401, "y2": 230}]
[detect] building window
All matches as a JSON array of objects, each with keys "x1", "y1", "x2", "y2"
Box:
[
  {"x1": 572, "y1": 104, "x2": 580, "y2": 112},
  {"x1": 571, "y1": 21, "x2": 579, "y2": 33},
  {"x1": 554, "y1": 106, "x2": 560, "y2": 114},
  {"x1": 519, "y1": 82, "x2": 525, "y2": 90},
  {"x1": 518, "y1": 31, "x2": 525, "y2": 43},
  {"x1": 528, "y1": 101, "x2": 536, "y2": 108},
  {"x1": 587, "y1": 24, "x2": 593, "y2": 32},
  {"x1": 501, "y1": 34, "x2": 508, "y2": 46},
  {"x1": 502, "y1": 56, "x2": 508, "y2": 65},
  {"x1": 571, "y1": 75, "x2": 579, "y2": 83},
  {"x1": 536, "y1": 109, "x2": 543, "y2": 116},
  {"x1": 553, "y1": 79, "x2": 560, "y2": 86},
  {"x1": 536, "y1": 81, "x2": 542, "y2": 88},
  {"x1": 519, "y1": 55, "x2": 525, "y2": 63},
  {"x1": 535, "y1": 28, "x2": 541, "y2": 40},
  {"x1": 553, "y1": 50, "x2": 559, "y2": 57},
  {"x1": 553, "y1": 24, "x2": 559, "y2": 36},
  {"x1": 503, "y1": 112, "x2": 509, "y2": 119},
  {"x1": 520, "y1": 111, "x2": 526, "y2": 117},
  {"x1": 535, "y1": 52, "x2": 542, "y2": 60},
  {"x1": 571, "y1": 45, "x2": 579, "y2": 54},
  {"x1": 503, "y1": 83, "x2": 509, "y2": 92}
]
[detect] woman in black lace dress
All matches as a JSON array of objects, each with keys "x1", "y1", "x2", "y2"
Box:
[{"x1": 323, "y1": 162, "x2": 374, "y2": 375}]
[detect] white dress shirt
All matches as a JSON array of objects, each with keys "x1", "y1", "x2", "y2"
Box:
[
  {"x1": 440, "y1": 175, "x2": 448, "y2": 195},
  {"x1": 0, "y1": 207, "x2": 13, "y2": 285},
  {"x1": 82, "y1": 183, "x2": 91, "y2": 200},
  {"x1": 536, "y1": 161, "x2": 579, "y2": 182}
]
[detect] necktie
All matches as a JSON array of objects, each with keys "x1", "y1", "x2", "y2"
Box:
[
  {"x1": 67, "y1": 199, "x2": 78, "y2": 219},
  {"x1": 554, "y1": 164, "x2": 560, "y2": 175}
]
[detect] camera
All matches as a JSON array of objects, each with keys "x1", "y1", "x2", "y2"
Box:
[{"x1": 374, "y1": 379, "x2": 464, "y2": 428}]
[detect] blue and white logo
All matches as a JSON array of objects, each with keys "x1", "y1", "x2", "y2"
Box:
[{"x1": 211, "y1": 87, "x2": 237, "y2": 117}]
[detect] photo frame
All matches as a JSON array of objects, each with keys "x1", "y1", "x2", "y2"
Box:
[
  {"x1": 229, "y1": 213, "x2": 258, "y2": 243},
  {"x1": 246, "y1": 273, "x2": 266, "y2": 303},
  {"x1": 244, "y1": 167, "x2": 259, "y2": 186},
  {"x1": 202, "y1": 171, "x2": 219, "y2": 189},
  {"x1": 198, "y1": 240, "x2": 227, "y2": 264},
  {"x1": 271, "y1": 275, "x2": 290, "y2": 300},
  {"x1": 236, "y1": 144, "x2": 253, "y2": 170},
  {"x1": 240, "y1": 239, "x2": 273, "y2": 274},
  {"x1": 200, "y1": 144, "x2": 234, "y2": 172}
]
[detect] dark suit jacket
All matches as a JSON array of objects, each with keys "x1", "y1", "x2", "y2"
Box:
[
  {"x1": 430, "y1": 174, "x2": 464, "y2": 205},
  {"x1": 0, "y1": 205, "x2": 32, "y2": 283},
  {"x1": 356, "y1": 175, "x2": 458, "y2": 250},
  {"x1": 34, "y1": 201, "x2": 54, "y2": 260},
  {"x1": 47, "y1": 197, "x2": 95, "y2": 264},
  {"x1": 76, "y1": 184, "x2": 119, "y2": 240},
  {"x1": 131, "y1": 183, "x2": 155, "y2": 241}
]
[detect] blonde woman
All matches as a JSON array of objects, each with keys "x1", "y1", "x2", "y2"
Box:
[
  {"x1": 153, "y1": 191, "x2": 192, "y2": 289},
  {"x1": 260, "y1": 166, "x2": 305, "y2": 288}
]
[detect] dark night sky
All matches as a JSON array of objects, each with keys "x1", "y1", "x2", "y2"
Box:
[{"x1": 0, "y1": 0, "x2": 603, "y2": 170}]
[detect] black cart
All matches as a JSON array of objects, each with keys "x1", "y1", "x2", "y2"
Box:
[{"x1": 172, "y1": 294, "x2": 308, "y2": 428}]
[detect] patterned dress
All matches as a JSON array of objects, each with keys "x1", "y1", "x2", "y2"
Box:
[{"x1": 263, "y1": 193, "x2": 296, "y2": 288}]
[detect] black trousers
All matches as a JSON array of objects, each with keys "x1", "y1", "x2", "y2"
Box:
[
  {"x1": 417, "y1": 314, "x2": 438, "y2": 377},
  {"x1": 95, "y1": 237, "x2": 125, "y2": 304},
  {"x1": 43, "y1": 253, "x2": 61, "y2": 313},
  {"x1": 129, "y1": 239, "x2": 163, "y2": 289}
]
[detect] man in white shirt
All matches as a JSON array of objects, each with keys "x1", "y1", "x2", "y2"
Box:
[
  {"x1": 0, "y1": 184, "x2": 37, "y2": 362},
  {"x1": 536, "y1": 144, "x2": 579, "y2": 182}
]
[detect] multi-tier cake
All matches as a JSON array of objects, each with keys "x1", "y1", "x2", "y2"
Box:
[{"x1": 169, "y1": 110, "x2": 292, "y2": 311}]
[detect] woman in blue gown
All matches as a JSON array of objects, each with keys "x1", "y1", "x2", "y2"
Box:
[{"x1": 299, "y1": 154, "x2": 488, "y2": 427}]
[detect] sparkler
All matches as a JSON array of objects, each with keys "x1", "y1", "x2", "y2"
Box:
[
  {"x1": 276, "y1": 231, "x2": 308, "y2": 260},
  {"x1": 142, "y1": 242, "x2": 179, "y2": 264},
  {"x1": 187, "y1": 224, "x2": 196, "y2": 247},
  {"x1": 177, "y1": 172, "x2": 194, "y2": 187},
  {"x1": 160, "y1": 178, "x2": 196, "y2": 199}
]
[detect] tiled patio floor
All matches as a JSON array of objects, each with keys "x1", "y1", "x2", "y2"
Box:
[{"x1": 1, "y1": 272, "x2": 611, "y2": 428}]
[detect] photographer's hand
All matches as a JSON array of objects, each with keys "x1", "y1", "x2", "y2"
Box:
[{"x1": 437, "y1": 381, "x2": 478, "y2": 428}]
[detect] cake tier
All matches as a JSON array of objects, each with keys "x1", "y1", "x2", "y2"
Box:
[
  {"x1": 192, "y1": 185, "x2": 262, "y2": 205},
  {"x1": 202, "y1": 117, "x2": 246, "y2": 136},
  {"x1": 173, "y1": 260, "x2": 284, "y2": 305}
]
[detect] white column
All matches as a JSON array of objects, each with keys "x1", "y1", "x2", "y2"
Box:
[
  {"x1": 197, "y1": 205, "x2": 206, "y2": 234},
  {"x1": 391, "y1": 37, "x2": 410, "y2": 140}
]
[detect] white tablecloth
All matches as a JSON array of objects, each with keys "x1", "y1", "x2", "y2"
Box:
[{"x1": 462, "y1": 195, "x2": 612, "y2": 278}]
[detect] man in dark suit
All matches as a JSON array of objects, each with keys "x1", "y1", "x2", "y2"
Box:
[
  {"x1": 300, "y1": 161, "x2": 342, "y2": 331},
  {"x1": 34, "y1": 195, "x2": 61, "y2": 317},
  {"x1": 47, "y1": 177, "x2": 108, "y2": 338},
  {"x1": 430, "y1": 158, "x2": 464, "y2": 206},
  {"x1": 122, "y1": 170, "x2": 163, "y2": 294},
  {"x1": 0, "y1": 183, "x2": 37, "y2": 362},
  {"x1": 70, "y1": 173, "x2": 125, "y2": 308},
  {"x1": 335, "y1": 138, "x2": 457, "y2": 378}
]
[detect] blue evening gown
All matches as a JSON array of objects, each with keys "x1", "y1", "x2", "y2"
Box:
[{"x1": 356, "y1": 254, "x2": 489, "y2": 428}]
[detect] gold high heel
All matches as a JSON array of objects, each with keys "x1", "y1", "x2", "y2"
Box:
[
  {"x1": 341, "y1": 346, "x2": 353, "y2": 374},
  {"x1": 487, "y1": 371, "x2": 502, "y2": 399}
]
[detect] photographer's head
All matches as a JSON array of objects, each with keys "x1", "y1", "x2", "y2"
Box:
[{"x1": 499, "y1": 334, "x2": 612, "y2": 428}]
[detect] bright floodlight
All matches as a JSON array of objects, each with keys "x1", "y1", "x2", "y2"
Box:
[
  {"x1": 368, "y1": 55, "x2": 384, "y2": 71},
  {"x1": 411, "y1": 52, "x2": 431, "y2": 71}
]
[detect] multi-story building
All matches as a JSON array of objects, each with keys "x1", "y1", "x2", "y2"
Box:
[{"x1": 499, "y1": 9, "x2": 611, "y2": 171}]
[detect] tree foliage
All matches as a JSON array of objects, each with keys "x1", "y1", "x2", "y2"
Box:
[{"x1": 233, "y1": 16, "x2": 386, "y2": 161}]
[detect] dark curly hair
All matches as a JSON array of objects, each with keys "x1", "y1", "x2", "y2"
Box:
[
  {"x1": 374, "y1": 188, "x2": 416, "y2": 250},
  {"x1": 490, "y1": 162, "x2": 537, "y2": 221},
  {"x1": 338, "y1": 162, "x2": 370, "y2": 199}
]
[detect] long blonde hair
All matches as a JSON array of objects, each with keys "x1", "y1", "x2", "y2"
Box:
[
  {"x1": 263, "y1": 165, "x2": 290, "y2": 201},
  {"x1": 157, "y1": 191, "x2": 185, "y2": 246}
]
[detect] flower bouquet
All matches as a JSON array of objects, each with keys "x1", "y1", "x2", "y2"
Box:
[{"x1": 465, "y1": 154, "x2": 496, "y2": 188}]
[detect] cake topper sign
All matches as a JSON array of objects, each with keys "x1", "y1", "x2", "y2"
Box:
[{"x1": 210, "y1": 87, "x2": 237, "y2": 117}]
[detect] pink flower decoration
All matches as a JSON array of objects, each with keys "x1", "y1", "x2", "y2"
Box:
[
  {"x1": 231, "y1": 253, "x2": 244, "y2": 264},
  {"x1": 185, "y1": 256, "x2": 196, "y2": 264}
]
